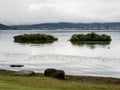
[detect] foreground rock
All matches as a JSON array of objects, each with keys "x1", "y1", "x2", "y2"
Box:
[
  {"x1": 10, "y1": 65, "x2": 24, "y2": 67},
  {"x1": 14, "y1": 70, "x2": 35, "y2": 76},
  {"x1": 44, "y1": 68, "x2": 65, "y2": 79}
]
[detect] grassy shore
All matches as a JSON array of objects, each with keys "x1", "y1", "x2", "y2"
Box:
[{"x1": 0, "y1": 70, "x2": 120, "y2": 90}]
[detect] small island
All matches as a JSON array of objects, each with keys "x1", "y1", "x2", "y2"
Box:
[
  {"x1": 70, "y1": 32, "x2": 111, "y2": 44},
  {"x1": 14, "y1": 34, "x2": 58, "y2": 44}
]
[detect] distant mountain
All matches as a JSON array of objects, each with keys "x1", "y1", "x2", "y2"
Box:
[
  {"x1": 0, "y1": 23, "x2": 10, "y2": 30},
  {"x1": 1, "y1": 22, "x2": 120, "y2": 30},
  {"x1": 11, "y1": 22, "x2": 120, "y2": 30}
]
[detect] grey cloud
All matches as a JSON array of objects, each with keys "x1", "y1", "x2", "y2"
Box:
[{"x1": 0, "y1": 0, "x2": 120, "y2": 25}]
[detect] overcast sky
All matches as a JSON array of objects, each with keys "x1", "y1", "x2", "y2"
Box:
[{"x1": 0, "y1": 0, "x2": 120, "y2": 25}]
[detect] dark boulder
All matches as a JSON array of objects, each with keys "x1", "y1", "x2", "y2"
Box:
[
  {"x1": 44, "y1": 68, "x2": 65, "y2": 79},
  {"x1": 10, "y1": 65, "x2": 24, "y2": 67},
  {"x1": 14, "y1": 70, "x2": 35, "y2": 76}
]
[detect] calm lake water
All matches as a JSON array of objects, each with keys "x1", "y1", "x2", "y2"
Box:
[{"x1": 0, "y1": 30, "x2": 120, "y2": 78}]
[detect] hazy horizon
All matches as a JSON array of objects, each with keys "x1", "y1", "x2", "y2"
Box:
[
  {"x1": 0, "y1": 0, "x2": 120, "y2": 25},
  {"x1": 5, "y1": 22, "x2": 120, "y2": 26}
]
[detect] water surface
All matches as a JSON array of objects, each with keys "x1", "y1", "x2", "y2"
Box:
[{"x1": 0, "y1": 30, "x2": 120, "y2": 78}]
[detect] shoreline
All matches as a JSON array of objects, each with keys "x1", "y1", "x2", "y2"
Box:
[
  {"x1": 0, "y1": 69, "x2": 120, "y2": 90},
  {"x1": 3, "y1": 68, "x2": 120, "y2": 79},
  {"x1": 0, "y1": 69, "x2": 120, "y2": 84}
]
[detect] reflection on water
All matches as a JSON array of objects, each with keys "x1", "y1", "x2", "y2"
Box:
[
  {"x1": 15, "y1": 41, "x2": 56, "y2": 46},
  {"x1": 70, "y1": 41, "x2": 110, "y2": 49},
  {"x1": 0, "y1": 30, "x2": 120, "y2": 78}
]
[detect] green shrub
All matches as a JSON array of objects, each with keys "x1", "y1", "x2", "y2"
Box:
[
  {"x1": 70, "y1": 32, "x2": 112, "y2": 42},
  {"x1": 14, "y1": 34, "x2": 58, "y2": 44}
]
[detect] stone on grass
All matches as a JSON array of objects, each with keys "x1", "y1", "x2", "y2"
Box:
[
  {"x1": 44, "y1": 68, "x2": 65, "y2": 79},
  {"x1": 14, "y1": 70, "x2": 35, "y2": 76}
]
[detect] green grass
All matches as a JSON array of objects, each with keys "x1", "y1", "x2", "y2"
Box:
[
  {"x1": 14, "y1": 34, "x2": 58, "y2": 44},
  {"x1": 0, "y1": 70, "x2": 120, "y2": 90}
]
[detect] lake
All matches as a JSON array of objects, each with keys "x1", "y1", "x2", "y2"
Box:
[{"x1": 0, "y1": 30, "x2": 120, "y2": 78}]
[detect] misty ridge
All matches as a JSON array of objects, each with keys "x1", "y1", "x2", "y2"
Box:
[{"x1": 1, "y1": 22, "x2": 120, "y2": 30}]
